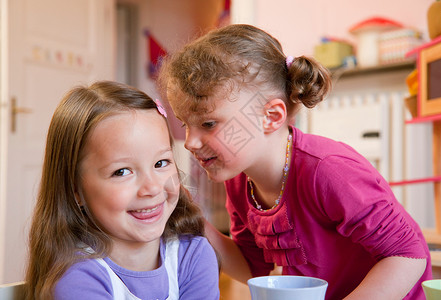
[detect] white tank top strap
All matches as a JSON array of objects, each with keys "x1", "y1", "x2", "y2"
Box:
[
  {"x1": 95, "y1": 258, "x2": 141, "y2": 300},
  {"x1": 92, "y1": 238, "x2": 180, "y2": 300},
  {"x1": 164, "y1": 238, "x2": 180, "y2": 300}
]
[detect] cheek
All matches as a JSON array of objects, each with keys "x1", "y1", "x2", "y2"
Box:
[
  {"x1": 82, "y1": 182, "x2": 128, "y2": 212},
  {"x1": 164, "y1": 172, "x2": 180, "y2": 203}
]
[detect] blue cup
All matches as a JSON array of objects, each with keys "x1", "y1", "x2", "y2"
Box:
[{"x1": 248, "y1": 275, "x2": 328, "y2": 300}]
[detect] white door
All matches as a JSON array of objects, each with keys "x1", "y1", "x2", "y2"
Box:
[{"x1": 0, "y1": 0, "x2": 115, "y2": 284}]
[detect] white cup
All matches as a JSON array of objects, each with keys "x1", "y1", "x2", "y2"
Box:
[
  {"x1": 422, "y1": 279, "x2": 441, "y2": 300},
  {"x1": 248, "y1": 275, "x2": 328, "y2": 300}
]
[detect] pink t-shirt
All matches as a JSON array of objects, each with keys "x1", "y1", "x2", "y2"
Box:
[{"x1": 225, "y1": 127, "x2": 431, "y2": 300}]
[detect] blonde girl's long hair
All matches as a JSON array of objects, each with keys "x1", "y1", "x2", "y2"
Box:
[{"x1": 24, "y1": 81, "x2": 204, "y2": 299}]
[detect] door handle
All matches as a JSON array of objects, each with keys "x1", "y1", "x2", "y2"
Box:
[{"x1": 11, "y1": 97, "x2": 32, "y2": 133}]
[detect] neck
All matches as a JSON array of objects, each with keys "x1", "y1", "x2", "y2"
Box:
[
  {"x1": 246, "y1": 127, "x2": 292, "y2": 208},
  {"x1": 109, "y1": 239, "x2": 161, "y2": 271}
]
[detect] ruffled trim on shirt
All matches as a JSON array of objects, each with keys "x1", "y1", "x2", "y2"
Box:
[{"x1": 246, "y1": 191, "x2": 307, "y2": 266}]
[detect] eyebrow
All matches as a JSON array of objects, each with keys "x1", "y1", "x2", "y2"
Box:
[
  {"x1": 181, "y1": 112, "x2": 219, "y2": 126},
  {"x1": 158, "y1": 147, "x2": 173, "y2": 155}
]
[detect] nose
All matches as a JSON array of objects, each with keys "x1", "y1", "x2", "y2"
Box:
[
  {"x1": 138, "y1": 173, "x2": 162, "y2": 198},
  {"x1": 184, "y1": 127, "x2": 203, "y2": 152}
]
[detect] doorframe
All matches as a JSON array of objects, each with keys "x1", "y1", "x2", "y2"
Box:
[
  {"x1": 116, "y1": 2, "x2": 138, "y2": 86},
  {"x1": 0, "y1": 0, "x2": 9, "y2": 284},
  {"x1": 230, "y1": 0, "x2": 255, "y2": 24}
]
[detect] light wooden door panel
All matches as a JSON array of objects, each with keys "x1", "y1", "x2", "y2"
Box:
[{"x1": 0, "y1": 0, "x2": 115, "y2": 284}]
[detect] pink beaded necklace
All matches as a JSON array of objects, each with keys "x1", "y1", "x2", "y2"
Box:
[{"x1": 248, "y1": 132, "x2": 292, "y2": 211}]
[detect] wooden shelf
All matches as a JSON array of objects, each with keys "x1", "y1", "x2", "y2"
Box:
[{"x1": 331, "y1": 60, "x2": 416, "y2": 79}]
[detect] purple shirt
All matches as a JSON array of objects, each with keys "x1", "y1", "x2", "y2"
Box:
[
  {"x1": 225, "y1": 127, "x2": 431, "y2": 300},
  {"x1": 54, "y1": 236, "x2": 219, "y2": 300}
]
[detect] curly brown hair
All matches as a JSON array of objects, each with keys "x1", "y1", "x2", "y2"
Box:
[
  {"x1": 158, "y1": 24, "x2": 332, "y2": 116},
  {"x1": 24, "y1": 80, "x2": 205, "y2": 300}
]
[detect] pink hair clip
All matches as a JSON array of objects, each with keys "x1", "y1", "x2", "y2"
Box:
[
  {"x1": 286, "y1": 56, "x2": 295, "y2": 68},
  {"x1": 154, "y1": 99, "x2": 167, "y2": 118}
]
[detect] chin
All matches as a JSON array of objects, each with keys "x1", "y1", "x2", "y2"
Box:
[
  {"x1": 206, "y1": 168, "x2": 236, "y2": 183},
  {"x1": 140, "y1": 229, "x2": 166, "y2": 243}
]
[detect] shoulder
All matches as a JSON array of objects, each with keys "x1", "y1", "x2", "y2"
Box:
[
  {"x1": 175, "y1": 235, "x2": 220, "y2": 299},
  {"x1": 176, "y1": 235, "x2": 218, "y2": 273},
  {"x1": 292, "y1": 126, "x2": 362, "y2": 161},
  {"x1": 177, "y1": 235, "x2": 216, "y2": 260},
  {"x1": 291, "y1": 127, "x2": 388, "y2": 202},
  {"x1": 291, "y1": 127, "x2": 377, "y2": 182},
  {"x1": 55, "y1": 258, "x2": 112, "y2": 299}
]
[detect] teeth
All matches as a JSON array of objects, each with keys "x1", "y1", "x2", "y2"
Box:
[{"x1": 134, "y1": 206, "x2": 159, "y2": 213}]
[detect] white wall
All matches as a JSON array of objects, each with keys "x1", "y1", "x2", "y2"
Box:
[{"x1": 251, "y1": 0, "x2": 433, "y2": 57}]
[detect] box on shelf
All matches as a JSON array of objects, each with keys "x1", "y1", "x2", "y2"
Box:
[
  {"x1": 406, "y1": 69, "x2": 418, "y2": 96},
  {"x1": 379, "y1": 28, "x2": 423, "y2": 64},
  {"x1": 404, "y1": 95, "x2": 418, "y2": 118},
  {"x1": 349, "y1": 17, "x2": 402, "y2": 67},
  {"x1": 314, "y1": 39, "x2": 353, "y2": 69}
]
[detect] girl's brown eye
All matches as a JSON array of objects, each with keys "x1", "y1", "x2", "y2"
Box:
[
  {"x1": 155, "y1": 159, "x2": 171, "y2": 168},
  {"x1": 113, "y1": 168, "x2": 130, "y2": 176},
  {"x1": 202, "y1": 121, "x2": 216, "y2": 129}
]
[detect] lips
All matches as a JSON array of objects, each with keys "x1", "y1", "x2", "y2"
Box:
[
  {"x1": 129, "y1": 203, "x2": 163, "y2": 221},
  {"x1": 198, "y1": 156, "x2": 217, "y2": 168}
]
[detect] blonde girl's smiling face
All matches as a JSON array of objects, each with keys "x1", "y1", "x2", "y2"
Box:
[{"x1": 78, "y1": 109, "x2": 179, "y2": 248}]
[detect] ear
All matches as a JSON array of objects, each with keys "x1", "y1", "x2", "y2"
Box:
[{"x1": 262, "y1": 98, "x2": 287, "y2": 133}]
